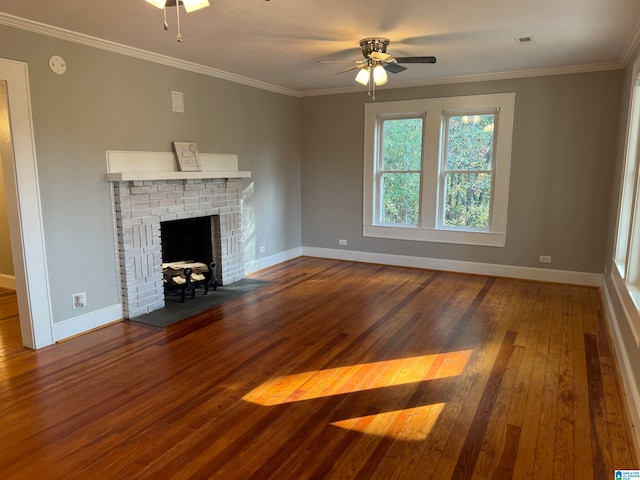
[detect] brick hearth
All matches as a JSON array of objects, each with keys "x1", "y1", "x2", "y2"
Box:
[{"x1": 112, "y1": 177, "x2": 244, "y2": 319}]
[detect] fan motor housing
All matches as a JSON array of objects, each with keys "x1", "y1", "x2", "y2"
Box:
[{"x1": 360, "y1": 38, "x2": 390, "y2": 58}]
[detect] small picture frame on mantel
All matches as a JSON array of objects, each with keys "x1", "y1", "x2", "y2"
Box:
[{"x1": 172, "y1": 141, "x2": 202, "y2": 172}]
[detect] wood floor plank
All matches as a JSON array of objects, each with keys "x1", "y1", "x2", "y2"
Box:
[
  {"x1": 509, "y1": 283, "x2": 548, "y2": 478},
  {"x1": 532, "y1": 284, "x2": 562, "y2": 479},
  {"x1": 451, "y1": 330, "x2": 517, "y2": 479},
  {"x1": 554, "y1": 282, "x2": 577, "y2": 479},
  {"x1": 471, "y1": 335, "x2": 523, "y2": 480},
  {"x1": 0, "y1": 261, "x2": 636, "y2": 479},
  {"x1": 571, "y1": 285, "x2": 596, "y2": 479}
]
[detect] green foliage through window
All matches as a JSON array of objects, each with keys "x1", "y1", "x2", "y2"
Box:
[
  {"x1": 379, "y1": 118, "x2": 423, "y2": 225},
  {"x1": 443, "y1": 114, "x2": 495, "y2": 229},
  {"x1": 382, "y1": 118, "x2": 423, "y2": 170},
  {"x1": 381, "y1": 172, "x2": 420, "y2": 224}
]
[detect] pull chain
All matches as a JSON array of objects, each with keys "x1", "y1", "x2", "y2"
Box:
[
  {"x1": 368, "y1": 62, "x2": 376, "y2": 100},
  {"x1": 176, "y1": 1, "x2": 182, "y2": 42}
]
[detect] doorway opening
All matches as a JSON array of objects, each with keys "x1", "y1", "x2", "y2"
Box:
[{"x1": 0, "y1": 59, "x2": 53, "y2": 349}]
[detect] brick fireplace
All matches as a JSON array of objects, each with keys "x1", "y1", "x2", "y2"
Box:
[{"x1": 106, "y1": 151, "x2": 250, "y2": 319}]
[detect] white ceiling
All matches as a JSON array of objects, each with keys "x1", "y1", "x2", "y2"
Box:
[{"x1": 1, "y1": 0, "x2": 640, "y2": 95}]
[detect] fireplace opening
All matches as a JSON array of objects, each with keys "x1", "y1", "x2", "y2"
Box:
[
  {"x1": 160, "y1": 216, "x2": 215, "y2": 265},
  {"x1": 159, "y1": 216, "x2": 222, "y2": 301}
]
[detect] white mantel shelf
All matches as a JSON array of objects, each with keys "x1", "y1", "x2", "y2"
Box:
[
  {"x1": 105, "y1": 170, "x2": 251, "y2": 182},
  {"x1": 104, "y1": 150, "x2": 251, "y2": 182}
]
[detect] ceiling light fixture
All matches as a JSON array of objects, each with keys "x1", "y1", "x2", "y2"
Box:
[
  {"x1": 353, "y1": 38, "x2": 393, "y2": 100},
  {"x1": 355, "y1": 67, "x2": 370, "y2": 86},
  {"x1": 372, "y1": 64, "x2": 388, "y2": 85},
  {"x1": 355, "y1": 61, "x2": 388, "y2": 99},
  {"x1": 318, "y1": 37, "x2": 436, "y2": 101},
  {"x1": 145, "y1": 0, "x2": 210, "y2": 42}
]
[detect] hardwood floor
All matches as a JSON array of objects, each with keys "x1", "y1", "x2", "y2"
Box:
[{"x1": 0, "y1": 257, "x2": 637, "y2": 479}]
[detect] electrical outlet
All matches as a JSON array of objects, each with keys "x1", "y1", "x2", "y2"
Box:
[
  {"x1": 259, "y1": 246, "x2": 266, "y2": 253},
  {"x1": 539, "y1": 255, "x2": 552, "y2": 264},
  {"x1": 339, "y1": 239, "x2": 348, "y2": 246},
  {"x1": 73, "y1": 292, "x2": 86, "y2": 309}
]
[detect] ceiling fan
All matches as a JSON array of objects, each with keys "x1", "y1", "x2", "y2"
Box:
[{"x1": 318, "y1": 38, "x2": 436, "y2": 98}]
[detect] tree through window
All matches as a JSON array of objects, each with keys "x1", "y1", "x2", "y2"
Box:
[
  {"x1": 442, "y1": 113, "x2": 496, "y2": 229},
  {"x1": 379, "y1": 117, "x2": 423, "y2": 225}
]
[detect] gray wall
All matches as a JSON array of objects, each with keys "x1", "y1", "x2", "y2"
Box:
[
  {"x1": 0, "y1": 25, "x2": 301, "y2": 323},
  {"x1": 301, "y1": 71, "x2": 622, "y2": 274}
]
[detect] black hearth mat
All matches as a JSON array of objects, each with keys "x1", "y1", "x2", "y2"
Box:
[{"x1": 129, "y1": 278, "x2": 269, "y2": 328}]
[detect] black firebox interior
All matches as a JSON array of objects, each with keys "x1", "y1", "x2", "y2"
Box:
[{"x1": 160, "y1": 216, "x2": 215, "y2": 266}]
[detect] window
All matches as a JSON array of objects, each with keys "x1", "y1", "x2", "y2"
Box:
[
  {"x1": 363, "y1": 93, "x2": 515, "y2": 247},
  {"x1": 612, "y1": 56, "x2": 640, "y2": 346},
  {"x1": 379, "y1": 117, "x2": 424, "y2": 225},
  {"x1": 441, "y1": 113, "x2": 495, "y2": 230}
]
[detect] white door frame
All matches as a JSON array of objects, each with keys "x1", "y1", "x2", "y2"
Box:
[{"x1": 1, "y1": 58, "x2": 53, "y2": 349}]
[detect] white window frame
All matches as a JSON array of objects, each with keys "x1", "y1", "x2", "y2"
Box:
[
  {"x1": 612, "y1": 55, "x2": 640, "y2": 347},
  {"x1": 376, "y1": 114, "x2": 426, "y2": 226},
  {"x1": 438, "y1": 110, "x2": 498, "y2": 232},
  {"x1": 363, "y1": 93, "x2": 515, "y2": 247}
]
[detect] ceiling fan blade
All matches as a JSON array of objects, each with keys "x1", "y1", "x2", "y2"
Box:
[
  {"x1": 395, "y1": 56, "x2": 437, "y2": 64},
  {"x1": 335, "y1": 65, "x2": 361, "y2": 74},
  {"x1": 384, "y1": 63, "x2": 407, "y2": 74},
  {"x1": 316, "y1": 59, "x2": 359, "y2": 64}
]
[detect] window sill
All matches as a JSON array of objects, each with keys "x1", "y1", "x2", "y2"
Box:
[{"x1": 363, "y1": 224, "x2": 506, "y2": 247}]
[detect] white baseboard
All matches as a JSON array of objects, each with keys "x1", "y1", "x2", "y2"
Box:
[
  {"x1": 601, "y1": 280, "x2": 640, "y2": 454},
  {"x1": 246, "y1": 247, "x2": 302, "y2": 275},
  {"x1": 301, "y1": 247, "x2": 603, "y2": 286},
  {"x1": 52, "y1": 304, "x2": 123, "y2": 342},
  {"x1": 49, "y1": 247, "x2": 603, "y2": 343},
  {"x1": 0, "y1": 273, "x2": 16, "y2": 290}
]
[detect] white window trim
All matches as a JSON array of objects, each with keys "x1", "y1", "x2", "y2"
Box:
[
  {"x1": 363, "y1": 93, "x2": 515, "y2": 247},
  {"x1": 438, "y1": 109, "x2": 498, "y2": 232},
  {"x1": 611, "y1": 55, "x2": 640, "y2": 347}
]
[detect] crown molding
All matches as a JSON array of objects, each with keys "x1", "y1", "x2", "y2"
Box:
[
  {"x1": 0, "y1": 13, "x2": 301, "y2": 98},
  {"x1": 621, "y1": 21, "x2": 640, "y2": 67}
]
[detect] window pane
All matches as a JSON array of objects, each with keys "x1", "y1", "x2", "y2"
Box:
[
  {"x1": 382, "y1": 118, "x2": 423, "y2": 171},
  {"x1": 381, "y1": 172, "x2": 420, "y2": 225},
  {"x1": 447, "y1": 114, "x2": 495, "y2": 170},
  {"x1": 444, "y1": 172, "x2": 491, "y2": 228}
]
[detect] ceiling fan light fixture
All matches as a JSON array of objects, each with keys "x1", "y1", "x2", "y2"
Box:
[
  {"x1": 146, "y1": 0, "x2": 210, "y2": 11},
  {"x1": 145, "y1": 0, "x2": 209, "y2": 42},
  {"x1": 355, "y1": 67, "x2": 370, "y2": 86},
  {"x1": 373, "y1": 64, "x2": 388, "y2": 85},
  {"x1": 145, "y1": 0, "x2": 167, "y2": 8},
  {"x1": 323, "y1": 37, "x2": 436, "y2": 100},
  {"x1": 182, "y1": 0, "x2": 210, "y2": 13}
]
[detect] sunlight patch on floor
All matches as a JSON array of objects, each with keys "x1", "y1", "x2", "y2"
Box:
[
  {"x1": 243, "y1": 350, "x2": 472, "y2": 406},
  {"x1": 330, "y1": 403, "x2": 446, "y2": 441}
]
